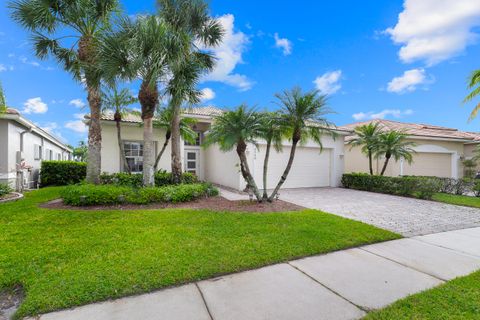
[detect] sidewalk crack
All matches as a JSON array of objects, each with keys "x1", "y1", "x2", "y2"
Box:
[{"x1": 195, "y1": 283, "x2": 215, "y2": 320}]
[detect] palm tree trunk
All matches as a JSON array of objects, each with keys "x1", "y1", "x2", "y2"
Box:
[
  {"x1": 380, "y1": 155, "x2": 391, "y2": 176},
  {"x1": 368, "y1": 150, "x2": 373, "y2": 175},
  {"x1": 171, "y1": 102, "x2": 182, "y2": 184},
  {"x1": 143, "y1": 117, "x2": 155, "y2": 186},
  {"x1": 268, "y1": 137, "x2": 299, "y2": 202},
  {"x1": 86, "y1": 84, "x2": 102, "y2": 184},
  {"x1": 115, "y1": 118, "x2": 131, "y2": 173},
  {"x1": 237, "y1": 140, "x2": 262, "y2": 201},
  {"x1": 262, "y1": 139, "x2": 271, "y2": 201},
  {"x1": 154, "y1": 132, "x2": 170, "y2": 172}
]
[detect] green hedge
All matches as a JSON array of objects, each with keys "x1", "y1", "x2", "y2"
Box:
[
  {"x1": 341, "y1": 173, "x2": 443, "y2": 199},
  {"x1": 61, "y1": 183, "x2": 219, "y2": 206},
  {"x1": 99, "y1": 170, "x2": 198, "y2": 188},
  {"x1": 0, "y1": 183, "x2": 13, "y2": 197},
  {"x1": 41, "y1": 161, "x2": 87, "y2": 187}
]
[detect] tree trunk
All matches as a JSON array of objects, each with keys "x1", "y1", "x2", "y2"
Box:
[
  {"x1": 143, "y1": 117, "x2": 155, "y2": 186},
  {"x1": 236, "y1": 140, "x2": 262, "y2": 201},
  {"x1": 262, "y1": 139, "x2": 271, "y2": 201},
  {"x1": 268, "y1": 136, "x2": 300, "y2": 202},
  {"x1": 86, "y1": 84, "x2": 102, "y2": 184},
  {"x1": 154, "y1": 131, "x2": 171, "y2": 172},
  {"x1": 115, "y1": 116, "x2": 130, "y2": 174},
  {"x1": 368, "y1": 150, "x2": 373, "y2": 175},
  {"x1": 380, "y1": 154, "x2": 391, "y2": 176},
  {"x1": 170, "y1": 102, "x2": 182, "y2": 184}
]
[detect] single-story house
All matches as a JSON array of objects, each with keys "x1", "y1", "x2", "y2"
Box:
[
  {"x1": 95, "y1": 106, "x2": 349, "y2": 190},
  {"x1": 340, "y1": 119, "x2": 480, "y2": 179},
  {"x1": 0, "y1": 108, "x2": 72, "y2": 188}
]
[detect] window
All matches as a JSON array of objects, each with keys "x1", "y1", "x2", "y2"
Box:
[
  {"x1": 45, "y1": 149, "x2": 53, "y2": 160},
  {"x1": 124, "y1": 141, "x2": 143, "y2": 173},
  {"x1": 34, "y1": 144, "x2": 42, "y2": 160},
  {"x1": 57, "y1": 153, "x2": 61, "y2": 160},
  {"x1": 184, "y1": 131, "x2": 203, "y2": 146}
]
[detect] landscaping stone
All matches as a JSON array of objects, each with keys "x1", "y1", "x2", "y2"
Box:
[
  {"x1": 415, "y1": 228, "x2": 480, "y2": 257},
  {"x1": 290, "y1": 248, "x2": 443, "y2": 310},
  {"x1": 362, "y1": 238, "x2": 480, "y2": 280},
  {"x1": 197, "y1": 263, "x2": 365, "y2": 320}
]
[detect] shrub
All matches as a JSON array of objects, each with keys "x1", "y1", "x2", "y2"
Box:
[
  {"x1": 154, "y1": 170, "x2": 198, "y2": 186},
  {"x1": 0, "y1": 183, "x2": 13, "y2": 197},
  {"x1": 473, "y1": 180, "x2": 480, "y2": 197},
  {"x1": 61, "y1": 183, "x2": 218, "y2": 206},
  {"x1": 452, "y1": 178, "x2": 473, "y2": 195},
  {"x1": 41, "y1": 161, "x2": 86, "y2": 186},
  {"x1": 100, "y1": 172, "x2": 143, "y2": 188}
]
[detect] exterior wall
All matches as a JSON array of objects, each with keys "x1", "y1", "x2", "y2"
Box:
[
  {"x1": 0, "y1": 120, "x2": 12, "y2": 185},
  {"x1": 204, "y1": 144, "x2": 242, "y2": 190}
]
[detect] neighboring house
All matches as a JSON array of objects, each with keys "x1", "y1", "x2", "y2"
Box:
[
  {"x1": 341, "y1": 119, "x2": 480, "y2": 179},
  {"x1": 0, "y1": 108, "x2": 72, "y2": 188},
  {"x1": 94, "y1": 106, "x2": 349, "y2": 190}
]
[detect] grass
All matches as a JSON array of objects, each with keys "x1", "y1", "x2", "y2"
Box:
[
  {"x1": 364, "y1": 270, "x2": 480, "y2": 319},
  {"x1": 0, "y1": 187, "x2": 399, "y2": 319},
  {"x1": 432, "y1": 193, "x2": 480, "y2": 209}
]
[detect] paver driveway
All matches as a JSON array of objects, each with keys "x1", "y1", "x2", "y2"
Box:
[{"x1": 280, "y1": 188, "x2": 480, "y2": 236}]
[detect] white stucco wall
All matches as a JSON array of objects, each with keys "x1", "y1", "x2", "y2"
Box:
[{"x1": 204, "y1": 144, "x2": 242, "y2": 190}]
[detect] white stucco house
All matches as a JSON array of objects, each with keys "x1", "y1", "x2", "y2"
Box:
[
  {"x1": 95, "y1": 106, "x2": 348, "y2": 190},
  {"x1": 0, "y1": 108, "x2": 72, "y2": 188}
]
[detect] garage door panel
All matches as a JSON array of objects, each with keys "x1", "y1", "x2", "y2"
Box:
[
  {"x1": 404, "y1": 152, "x2": 452, "y2": 178},
  {"x1": 254, "y1": 146, "x2": 331, "y2": 188}
]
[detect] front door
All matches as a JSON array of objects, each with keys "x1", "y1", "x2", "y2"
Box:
[{"x1": 184, "y1": 149, "x2": 200, "y2": 176}]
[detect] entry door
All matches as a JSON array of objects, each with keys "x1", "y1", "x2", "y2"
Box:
[{"x1": 184, "y1": 150, "x2": 200, "y2": 176}]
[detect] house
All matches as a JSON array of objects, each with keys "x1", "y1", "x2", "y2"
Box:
[
  {"x1": 96, "y1": 106, "x2": 349, "y2": 190},
  {"x1": 0, "y1": 108, "x2": 72, "y2": 188},
  {"x1": 341, "y1": 119, "x2": 480, "y2": 179}
]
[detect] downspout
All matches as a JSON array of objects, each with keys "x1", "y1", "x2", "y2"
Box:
[{"x1": 16, "y1": 128, "x2": 32, "y2": 192}]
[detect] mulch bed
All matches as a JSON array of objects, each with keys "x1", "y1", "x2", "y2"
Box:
[
  {"x1": 0, "y1": 285, "x2": 23, "y2": 320},
  {"x1": 0, "y1": 193, "x2": 23, "y2": 203},
  {"x1": 39, "y1": 196, "x2": 305, "y2": 213}
]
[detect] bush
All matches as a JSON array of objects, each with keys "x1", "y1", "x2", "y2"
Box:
[
  {"x1": 61, "y1": 182, "x2": 218, "y2": 206},
  {"x1": 41, "y1": 161, "x2": 86, "y2": 186},
  {"x1": 473, "y1": 180, "x2": 480, "y2": 197},
  {"x1": 154, "y1": 170, "x2": 198, "y2": 186},
  {"x1": 99, "y1": 171, "x2": 199, "y2": 187},
  {"x1": 0, "y1": 183, "x2": 13, "y2": 197}
]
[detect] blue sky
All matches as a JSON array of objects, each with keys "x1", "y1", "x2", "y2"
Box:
[{"x1": 1, "y1": 0, "x2": 480, "y2": 146}]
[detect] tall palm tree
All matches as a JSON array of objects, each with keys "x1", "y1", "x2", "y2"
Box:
[
  {"x1": 152, "y1": 107, "x2": 197, "y2": 172},
  {"x1": 203, "y1": 105, "x2": 264, "y2": 201},
  {"x1": 268, "y1": 87, "x2": 334, "y2": 202},
  {"x1": 464, "y1": 69, "x2": 480, "y2": 121},
  {"x1": 101, "y1": 86, "x2": 137, "y2": 173},
  {"x1": 10, "y1": 0, "x2": 118, "y2": 184},
  {"x1": 258, "y1": 112, "x2": 287, "y2": 201},
  {"x1": 158, "y1": 0, "x2": 223, "y2": 184},
  {"x1": 375, "y1": 131, "x2": 416, "y2": 176},
  {"x1": 347, "y1": 123, "x2": 382, "y2": 175}
]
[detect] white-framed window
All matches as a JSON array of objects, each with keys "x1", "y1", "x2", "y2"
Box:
[
  {"x1": 124, "y1": 141, "x2": 143, "y2": 173},
  {"x1": 57, "y1": 153, "x2": 61, "y2": 160},
  {"x1": 34, "y1": 144, "x2": 42, "y2": 160},
  {"x1": 184, "y1": 131, "x2": 203, "y2": 146},
  {"x1": 45, "y1": 149, "x2": 53, "y2": 160}
]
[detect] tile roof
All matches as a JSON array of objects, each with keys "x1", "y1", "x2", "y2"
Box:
[{"x1": 340, "y1": 119, "x2": 480, "y2": 142}]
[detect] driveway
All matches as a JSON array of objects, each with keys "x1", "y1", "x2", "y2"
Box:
[{"x1": 280, "y1": 188, "x2": 480, "y2": 236}]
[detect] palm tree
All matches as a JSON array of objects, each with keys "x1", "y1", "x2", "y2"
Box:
[
  {"x1": 73, "y1": 141, "x2": 88, "y2": 162},
  {"x1": 268, "y1": 87, "x2": 334, "y2": 202},
  {"x1": 375, "y1": 131, "x2": 416, "y2": 176},
  {"x1": 347, "y1": 123, "x2": 382, "y2": 175},
  {"x1": 203, "y1": 105, "x2": 264, "y2": 201},
  {"x1": 0, "y1": 80, "x2": 7, "y2": 113},
  {"x1": 158, "y1": 0, "x2": 223, "y2": 184},
  {"x1": 258, "y1": 112, "x2": 287, "y2": 201},
  {"x1": 101, "y1": 86, "x2": 137, "y2": 173},
  {"x1": 10, "y1": 0, "x2": 118, "y2": 184},
  {"x1": 153, "y1": 107, "x2": 197, "y2": 172},
  {"x1": 463, "y1": 69, "x2": 480, "y2": 121}
]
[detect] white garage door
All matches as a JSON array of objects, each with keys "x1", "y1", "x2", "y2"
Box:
[
  {"x1": 254, "y1": 146, "x2": 331, "y2": 189},
  {"x1": 403, "y1": 152, "x2": 452, "y2": 178}
]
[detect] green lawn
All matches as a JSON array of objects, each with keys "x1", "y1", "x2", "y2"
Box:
[
  {"x1": 0, "y1": 187, "x2": 399, "y2": 319},
  {"x1": 432, "y1": 193, "x2": 480, "y2": 208},
  {"x1": 365, "y1": 270, "x2": 480, "y2": 319}
]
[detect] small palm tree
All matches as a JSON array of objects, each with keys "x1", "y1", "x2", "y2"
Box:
[
  {"x1": 375, "y1": 131, "x2": 416, "y2": 176},
  {"x1": 152, "y1": 107, "x2": 197, "y2": 172},
  {"x1": 101, "y1": 86, "x2": 137, "y2": 173},
  {"x1": 348, "y1": 123, "x2": 382, "y2": 175},
  {"x1": 268, "y1": 87, "x2": 334, "y2": 202},
  {"x1": 463, "y1": 69, "x2": 480, "y2": 121},
  {"x1": 0, "y1": 80, "x2": 7, "y2": 113},
  {"x1": 10, "y1": 0, "x2": 118, "y2": 184},
  {"x1": 203, "y1": 105, "x2": 264, "y2": 201}
]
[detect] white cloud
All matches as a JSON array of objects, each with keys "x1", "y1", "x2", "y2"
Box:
[
  {"x1": 69, "y1": 99, "x2": 86, "y2": 108},
  {"x1": 65, "y1": 113, "x2": 87, "y2": 133},
  {"x1": 313, "y1": 70, "x2": 342, "y2": 95},
  {"x1": 386, "y1": 0, "x2": 480, "y2": 65},
  {"x1": 0, "y1": 64, "x2": 6, "y2": 72},
  {"x1": 200, "y1": 88, "x2": 215, "y2": 102},
  {"x1": 201, "y1": 14, "x2": 254, "y2": 91},
  {"x1": 274, "y1": 33, "x2": 292, "y2": 55},
  {"x1": 23, "y1": 97, "x2": 48, "y2": 114},
  {"x1": 387, "y1": 68, "x2": 432, "y2": 93},
  {"x1": 352, "y1": 109, "x2": 414, "y2": 121},
  {"x1": 37, "y1": 121, "x2": 66, "y2": 142}
]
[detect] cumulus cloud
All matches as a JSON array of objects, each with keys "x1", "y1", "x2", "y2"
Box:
[
  {"x1": 200, "y1": 88, "x2": 215, "y2": 102},
  {"x1": 201, "y1": 14, "x2": 254, "y2": 91},
  {"x1": 386, "y1": 0, "x2": 480, "y2": 65},
  {"x1": 274, "y1": 33, "x2": 292, "y2": 55},
  {"x1": 313, "y1": 70, "x2": 342, "y2": 95},
  {"x1": 65, "y1": 113, "x2": 87, "y2": 133},
  {"x1": 23, "y1": 97, "x2": 48, "y2": 114},
  {"x1": 69, "y1": 99, "x2": 86, "y2": 108},
  {"x1": 387, "y1": 68, "x2": 432, "y2": 93},
  {"x1": 352, "y1": 109, "x2": 414, "y2": 121}
]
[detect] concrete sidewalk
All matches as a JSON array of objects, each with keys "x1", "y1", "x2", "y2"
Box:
[{"x1": 31, "y1": 227, "x2": 480, "y2": 320}]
